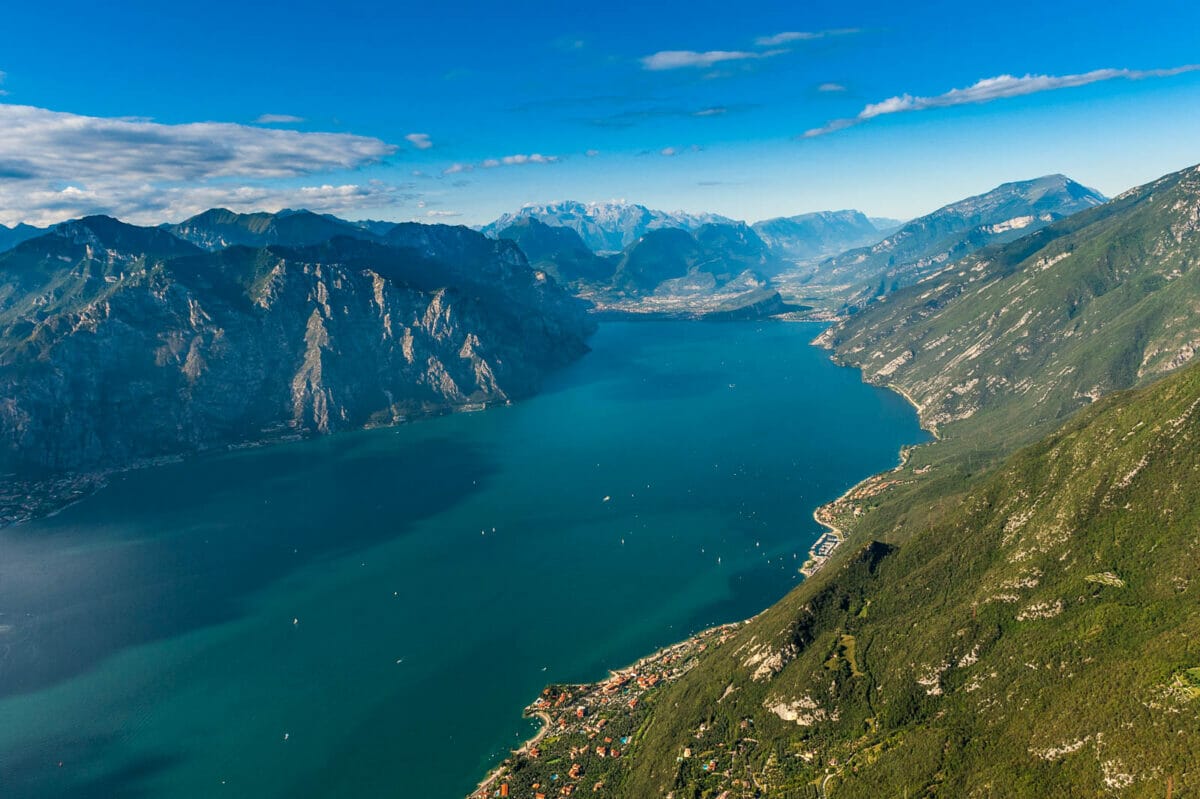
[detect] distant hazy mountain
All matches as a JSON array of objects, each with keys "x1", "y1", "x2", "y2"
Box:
[
  {"x1": 751, "y1": 210, "x2": 885, "y2": 262},
  {"x1": 611, "y1": 222, "x2": 784, "y2": 295},
  {"x1": 0, "y1": 222, "x2": 47, "y2": 254},
  {"x1": 482, "y1": 200, "x2": 736, "y2": 253},
  {"x1": 495, "y1": 217, "x2": 616, "y2": 286},
  {"x1": 164, "y1": 208, "x2": 381, "y2": 250},
  {"x1": 818, "y1": 174, "x2": 1106, "y2": 300},
  {"x1": 0, "y1": 216, "x2": 593, "y2": 486},
  {"x1": 868, "y1": 216, "x2": 905, "y2": 236}
]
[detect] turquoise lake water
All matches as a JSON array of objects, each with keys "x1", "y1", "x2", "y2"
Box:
[{"x1": 0, "y1": 321, "x2": 926, "y2": 798}]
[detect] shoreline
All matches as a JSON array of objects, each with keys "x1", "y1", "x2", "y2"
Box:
[
  {"x1": 0, "y1": 396, "x2": 521, "y2": 530},
  {"x1": 469, "y1": 339, "x2": 937, "y2": 795}
]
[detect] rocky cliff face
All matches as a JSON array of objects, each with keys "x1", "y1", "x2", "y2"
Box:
[
  {"x1": 0, "y1": 217, "x2": 594, "y2": 482},
  {"x1": 820, "y1": 163, "x2": 1200, "y2": 444}
]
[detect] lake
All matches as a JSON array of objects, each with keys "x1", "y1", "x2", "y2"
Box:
[{"x1": 0, "y1": 320, "x2": 926, "y2": 798}]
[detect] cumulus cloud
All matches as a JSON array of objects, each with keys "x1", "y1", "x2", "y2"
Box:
[
  {"x1": 755, "y1": 29, "x2": 860, "y2": 47},
  {"x1": 0, "y1": 103, "x2": 400, "y2": 225},
  {"x1": 442, "y1": 162, "x2": 473, "y2": 175},
  {"x1": 255, "y1": 113, "x2": 305, "y2": 124},
  {"x1": 405, "y1": 132, "x2": 433, "y2": 149},
  {"x1": 803, "y1": 65, "x2": 1200, "y2": 137},
  {"x1": 640, "y1": 49, "x2": 783, "y2": 71}
]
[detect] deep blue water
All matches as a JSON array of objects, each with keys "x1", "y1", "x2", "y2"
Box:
[{"x1": 0, "y1": 321, "x2": 926, "y2": 798}]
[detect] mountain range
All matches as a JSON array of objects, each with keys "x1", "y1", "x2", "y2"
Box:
[
  {"x1": 481, "y1": 200, "x2": 737, "y2": 253},
  {"x1": 162, "y1": 207, "x2": 383, "y2": 250},
  {"x1": 0, "y1": 215, "x2": 593, "y2": 520}
]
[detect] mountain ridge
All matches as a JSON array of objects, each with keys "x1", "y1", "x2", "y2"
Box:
[{"x1": 815, "y1": 174, "x2": 1107, "y2": 304}]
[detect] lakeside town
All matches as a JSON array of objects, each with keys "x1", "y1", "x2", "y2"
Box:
[{"x1": 471, "y1": 623, "x2": 744, "y2": 799}]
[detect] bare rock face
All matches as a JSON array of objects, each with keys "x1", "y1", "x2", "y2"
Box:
[{"x1": 0, "y1": 217, "x2": 594, "y2": 478}]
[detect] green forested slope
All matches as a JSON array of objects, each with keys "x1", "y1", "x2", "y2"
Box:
[{"x1": 615, "y1": 357, "x2": 1200, "y2": 796}]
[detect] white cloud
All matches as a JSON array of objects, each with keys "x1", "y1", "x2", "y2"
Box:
[
  {"x1": 255, "y1": 113, "x2": 305, "y2": 124},
  {"x1": 1, "y1": 181, "x2": 416, "y2": 228},
  {"x1": 0, "y1": 104, "x2": 395, "y2": 181},
  {"x1": 640, "y1": 49, "x2": 783, "y2": 71},
  {"x1": 0, "y1": 103, "x2": 399, "y2": 225},
  {"x1": 0, "y1": 71, "x2": 7, "y2": 97},
  {"x1": 817, "y1": 82, "x2": 847, "y2": 92},
  {"x1": 804, "y1": 65, "x2": 1200, "y2": 137},
  {"x1": 584, "y1": 149, "x2": 600, "y2": 157},
  {"x1": 693, "y1": 107, "x2": 727, "y2": 116},
  {"x1": 442, "y1": 163, "x2": 473, "y2": 175},
  {"x1": 425, "y1": 209, "x2": 462, "y2": 218},
  {"x1": 755, "y1": 29, "x2": 860, "y2": 47},
  {"x1": 405, "y1": 132, "x2": 433, "y2": 149},
  {"x1": 660, "y1": 146, "x2": 679, "y2": 157}
]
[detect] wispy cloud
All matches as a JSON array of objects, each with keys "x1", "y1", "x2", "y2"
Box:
[
  {"x1": 405, "y1": 132, "x2": 433, "y2": 150},
  {"x1": 640, "y1": 49, "x2": 783, "y2": 71},
  {"x1": 658, "y1": 145, "x2": 702, "y2": 157},
  {"x1": 441, "y1": 152, "x2": 560, "y2": 175},
  {"x1": 583, "y1": 103, "x2": 755, "y2": 128},
  {"x1": 804, "y1": 65, "x2": 1200, "y2": 137},
  {"x1": 817, "y1": 82, "x2": 847, "y2": 93},
  {"x1": 755, "y1": 28, "x2": 860, "y2": 47},
  {"x1": 0, "y1": 71, "x2": 7, "y2": 97},
  {"x1": 255, "y1": 113, "x2": 305, "y2": 124},
  {"x1": 0, "y1": 103, "x2": 399, "y2": 225},
  {"x1": 425, "y1": 209, "x2": 462, "y2": 218},
  {"x1": 481, "y1": 153, "x2": 559, "y2": 168}
]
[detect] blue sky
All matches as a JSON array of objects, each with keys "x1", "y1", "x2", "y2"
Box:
[{"x1": 1, "y1": 0, "x2": 1199, "y2": 226}]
